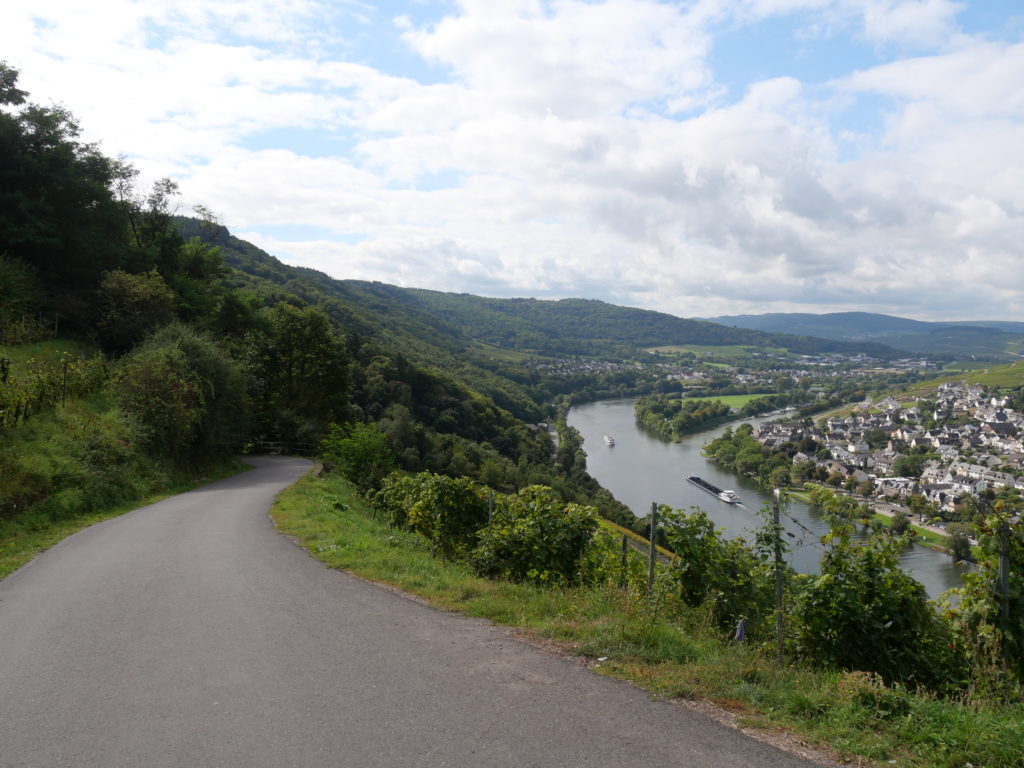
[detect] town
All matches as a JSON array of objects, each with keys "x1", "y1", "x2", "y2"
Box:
[{"x1": 753, "y1": 382, "x2": 1023, "y2": 526}]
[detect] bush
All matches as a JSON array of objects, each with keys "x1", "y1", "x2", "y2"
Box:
[
  {"x1": 0, "y1": 396, "x2": 160, "y2": 521},
  {"x1": 793, "y1": 527, "x2": 965, "y2": 691},
  {"x1": 321, "y1": 422, "x2": 395, "y2": 492},
  {"x1": 371, "y1": 472, "x2": 418, "y2": 529},
  {"x1": 660, "y1": 506, "x2": 776, "y2": 634},
  {"x1": 471, "y1": 485, "x2": 598, "y2": 584},
  {"x1": 372, "y1": 471, "x2": 489, "y2": 559},
  {"x1": 115, "y1": 324, "x2": 248, "y2": 463}
]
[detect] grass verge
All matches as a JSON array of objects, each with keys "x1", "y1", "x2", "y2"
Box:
[{"x1": 271, "y1": 470, "x2": 1024, "y2": 768}]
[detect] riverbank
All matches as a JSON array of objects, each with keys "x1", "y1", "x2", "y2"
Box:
[
  {"x1": 785, "y1": 486, "x2": 955, "y2": 555},
  {"x1": 568, "y1": 398, "x2": 969, "y2": 598}
]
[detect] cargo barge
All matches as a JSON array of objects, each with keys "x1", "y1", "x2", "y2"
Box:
[{"x1": 686, "y1": 475, "x2": 741, "y2": 504}]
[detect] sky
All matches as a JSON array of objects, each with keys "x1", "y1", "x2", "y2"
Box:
[{"x1": 4, "y1": 1, "x2": 1024, "y2": 321}]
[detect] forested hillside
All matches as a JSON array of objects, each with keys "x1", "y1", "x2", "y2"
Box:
[
  {"x1": 357, "y1": 288, "x2": 902, "y2": 358},
  {"x1": 0, "y1": 62, "x2": 631, "y2": 536}
]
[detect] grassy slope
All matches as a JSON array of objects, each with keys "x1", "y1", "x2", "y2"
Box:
[
  {"x1": 271, "y1": 470, "x2": 1023, "y2": 768},
  {"x1": 815, "y1": 360, "x2": 1024, "y2": 421},
  {"x1": 0, "y1": 338, "x2": 96, "y2": 364},
  {"x1": 0, "y1": 355, "x2": 251, "y2": 579},
  {"x1": 897, "y1": 360, "x2": 1024, "y2": 394}
]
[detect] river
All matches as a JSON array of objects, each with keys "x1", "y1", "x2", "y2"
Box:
[{"x1": 568, "y1": 398, "x2": 972, "y2": 599}]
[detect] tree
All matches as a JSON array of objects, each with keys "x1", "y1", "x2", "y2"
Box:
[
  {"x1": 0, "y1": 63, "x2": 129, "y2": 326},
  {"x1": 0, "y1": 256, "x2": 44, "y2": 343},
  {"x1": 893, "y1": 454, "x2": 927, "y2": 478},
  {"x1": 115, "y1": 324, "x2": 248, "y2": 464},
  {"x1": 321, "y1": 422, "x2": 395, "y2": 493},
  {"x1": 0, "y1": 62, "x2": 28, "y2": 105},
  {"x1": 250, "y1": 303, "x2": 351, "y2": 443},
  {"x1": 946, "y1": 523, "x2": 974, "y2": 563},
  {"x1": 96, "y1": 269, "x2": 176, "y2": 352},
  {"x1": 890, "y1": 510, "x2": 911, "y2": 535}
]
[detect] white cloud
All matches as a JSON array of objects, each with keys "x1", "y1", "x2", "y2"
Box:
[
  {"x1": 860, "y1": 0, "x2": 964, "y2": 49},
  {"x1": 3, "y1": 0, "x2": 1022, "y2": 321}
]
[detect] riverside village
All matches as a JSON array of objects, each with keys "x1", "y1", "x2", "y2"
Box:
[{"x1": 754, "y1": 382, "x2": 1024, "y2": 534}]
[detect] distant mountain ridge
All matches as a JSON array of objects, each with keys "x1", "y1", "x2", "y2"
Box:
[
  {"x1": 188, "y1": 221, "x2": 904, "y2": 361},
  {"x1": 395, "y1": 291, "x2": 902, "y2": 358},
  {"x1": 707, "y1": 312, "x2": 1024, "y2": 359}
]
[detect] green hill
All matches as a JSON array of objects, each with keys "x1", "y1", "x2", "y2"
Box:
[
  {"x1": 710, "y1": 311, "x2": 1024, "y2": 359},
  {"x1": 185, "y1": 223, "x2": 902, "y2": 362}
]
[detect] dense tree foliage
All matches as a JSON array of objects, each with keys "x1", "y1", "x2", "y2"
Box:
[
  {"x1": 635, "y1": 394, "x2": 732, "y2": 440},
  {"x1": 0, "y1": 64, "x2": 129, "y2": 325},
  {"x1": 115, "y1": 324, "x2": 248, "y2": 465},
  {"x1": 703, "y1": 424, "x2": 796, "y2": 485},
  {"x1": 246, "y1": 303, "x2": 351, "y2": 444}
]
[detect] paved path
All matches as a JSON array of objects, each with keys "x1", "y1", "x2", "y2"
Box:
[{"x1": 0, "y1": 456, "x2": 825, "y2": 767}]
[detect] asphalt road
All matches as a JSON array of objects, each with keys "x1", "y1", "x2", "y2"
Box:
[{"x1": 0, "y1": 456, "x2": 826, "y2": 767}]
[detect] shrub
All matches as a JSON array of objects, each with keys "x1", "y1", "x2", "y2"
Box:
[
  {"x1": 371, "y1": 471, "x2": 418, "y2": 529},
  {"x1": 660, "y1": 506, "x2": 776, "y2": 634},
  {"x1": 115, "y1": 324, "x2": 248, "y2": 463},
  {"x1": 471, "y1": 485, "x2": 598, "y2": 584},
  {"x1": 372, "y1": 471, "x2": 489, "y2": 559},
  {"x1": 321, "y1": 422, "x2": 395, "y2": 492},
  {"x1": 793, "y1": 526, "x2": 965, "y2": 690}
]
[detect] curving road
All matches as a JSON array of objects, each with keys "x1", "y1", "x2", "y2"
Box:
[{"x1": 0, "y1": 456, "x2": 825, "y2": 767}]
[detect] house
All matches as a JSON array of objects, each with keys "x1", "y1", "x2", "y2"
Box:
[
  {"x1": 872, "y1": 452, "x2": 902, "y2": 475},
  {"x1": 922, "y1": 483, "x2": 958, "y2": 511},
  {"x1": 981, "y1": 470, "x2": 1016, "y2": 489},
  {"x1": 984, "y1": 422, "x2": 1018, "y2": 438},
  {"x1": 950, "y1": 477, "x2": 987, "y2": 495},
  {"x1": 920, "y1": 462, "x2": 947, "y2": 484},
  {"x1": 875, "y1": 477, "x2": 916, "y2": 499}
]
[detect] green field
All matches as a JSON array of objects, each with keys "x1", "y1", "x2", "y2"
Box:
[
  {"x1": 646, "y1": 344, "x2": 790, "y2": 359},
  {"x1": 680, "y1": 393, "x2": 774, "y2": 408},
  {"x1": 943, "y1": 360, "x2": 997, "y2": 372},
  {"x1": 901, "y1": 360, "x2": 1024, "y2": 395}
]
